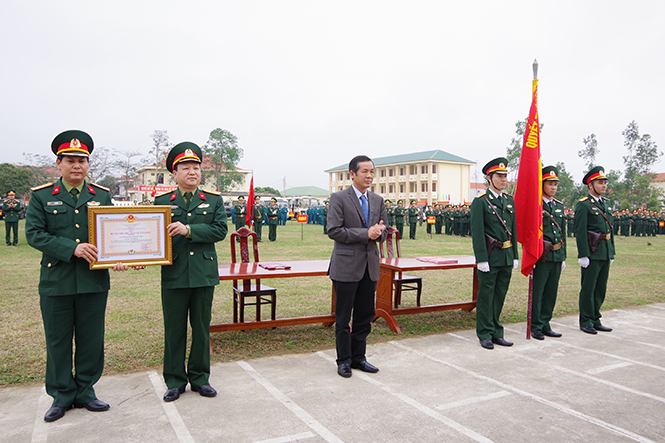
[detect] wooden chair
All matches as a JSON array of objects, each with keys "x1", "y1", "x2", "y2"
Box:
[
  {"x1": 379, "y1": 226, "x2": 423, "y2": 308},
  {"x1": 230, "y1": 226, "x2": 277, "y2": 323}
]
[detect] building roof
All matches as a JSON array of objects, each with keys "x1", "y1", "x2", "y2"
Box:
[
  {"x1": 282, "y1": 186, "x2": 329, "y2": 197},
  {"x1": 325, "y1": 149, "x2": 475, "y2": 172},
  {"x1": 651, "y1": 172, "x2": 665, "y2": 182}
]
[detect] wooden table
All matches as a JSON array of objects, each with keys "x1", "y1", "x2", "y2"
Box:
[
  {"x1": 376, "y1": 255, "x2": 478, "y2": 334},
  {"x1": 211, "y1": 260, "x2": 334, "y2": 332}
]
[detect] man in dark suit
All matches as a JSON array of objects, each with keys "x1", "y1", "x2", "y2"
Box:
[
  {"x1": 155, "y1": 142, "x2": 228, "y2": 402},
  {"x1": 26, "y1": 130, "x2": 131, "y2": 422},
  {"x1": 327, "y1": 155, "x2": 388, "y2": 378},
  {"x1": 574, "y1": 166, "x2": 615, "y2": 334}
]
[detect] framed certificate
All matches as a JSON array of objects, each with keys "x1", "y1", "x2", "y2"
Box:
[{"x1": 87, "y1": 206, "x2": 172, "y2": 269}]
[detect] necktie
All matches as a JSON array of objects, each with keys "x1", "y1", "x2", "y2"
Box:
[
  {"x1": 360, "y1": 194, "x2": 369, "y2": 226},
  {"x1": 70, "y1": 188, "x2": 79, "y2": 201},
  {"x1": 497, "y1": 194, "x2": 503, "y2": 205},
  {"x1": 184, "y1": 192, "x2": 192, "y2": 205}
]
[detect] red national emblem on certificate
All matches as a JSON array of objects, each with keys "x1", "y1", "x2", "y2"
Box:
[{"x1": 127, "y1": 214, "x2": 136, "y2": 223}]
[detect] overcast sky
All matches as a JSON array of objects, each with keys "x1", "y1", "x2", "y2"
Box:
[{"x1": 1, "y1": 1, "x2": 664, "y2": 191}]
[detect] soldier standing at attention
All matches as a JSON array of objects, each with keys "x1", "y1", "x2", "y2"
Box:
[
  {"x1": 252, "y1": 195, "x2": 265, "y2": 242},
  {"x1": 322, "y1": 200, "x2": 329, "y2": 234},
  {"x1": 531, "y1": 166, "x2": 566, "y2": 340},
  {"x1": 393, "y1": 200, "x2": 406, "y2": 240},
  {"x1": 425, "y1": 205, "x2": 434, "y2": 234},
  {"x1": 155, "y1": 142, "x2": 227, "y2": 402},
  {"x1": 566, "y1": 210, "x2": 574, "y2": 237},
  {"x1": 407, "y1": 200, "x2": 419, "y2": 240},
  {"x1": 26, "y1": 130, "x2": 132, "y2": 422},
  {"x1": 267, "y1": 197, "x2": 280, "y2": 241},
  {"x1": 470, "y1": 157, "x2": 519, "y2": 350},
  {"x1": 385, "y1": 199, "x2": 394, "y2": 227},
  {"x1": 3, "y1": 190, "x2": 21, "y2": 246},
  {"x1": 575, "y1": 166, "x2": 615, "y2": 335},
  {"x1": 233, "y1": 196, "x2": 246, "y2": 234}
]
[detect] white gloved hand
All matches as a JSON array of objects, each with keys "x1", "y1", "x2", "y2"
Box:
[
  {"x1": 610, "y1": 259, "x2": 614, "y2": 265},
  {"x1": 579, "y1": 257, "x2": 590, "y2": 268},
  {"x1": 477, "y1": 262, "x2": 490, "y2": 272},
  {"x1": 513, "y1": 259, "x2": 519, "y2": 270},
  {"x1": 561, "y1": 261, "x2": 566, "y2": 271}
]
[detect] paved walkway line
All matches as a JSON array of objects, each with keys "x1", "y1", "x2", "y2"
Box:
[
  {"x1": 435, "y1": 390, "x2": 513, "y2": 411},
  {"x1": 148, "y1": 371, "x2": 195, "y2": 443},
  {"x1": 29, "y1": 387, "x2": 51, "y2": 443},
  {"x1": 254, "y1": 431, "x2": 316, "y2": 443},
  {"x1": 392, "y1": 341, "x2": 656, "y2": 443},
  {"x1": 315, "y1": 351, "x2": 495, "y2": 443},
  {"x1": 237, "y1": 361, "x2": 343, "y2": 443},
  {"x1": 554, "y1": 341, "x2": 665, "y2": 373}
]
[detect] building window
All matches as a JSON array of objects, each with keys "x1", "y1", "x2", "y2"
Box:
[
  {"x1": 346, "y1": 173, "x2": 350, "y2": 181},
  {"x1": 380, "y1": 170, "x2": 385, "y2": 177},
  {"x1": 371, "y1": 186, "x2": 375, "y2": 193},
  {"x1": 400, "y1": 168, "x2": 404, "y2": 176},
  {"x1": 421, "y1": 183, "x2": 427, "y2": 192},
  {"x1": 432, "y1": 183, "x2": 437, "y2": 192},
  {"x1": 380, "y1": 185, "x2": 385, "y2": 193},
  {"x1": 157, "y1": 173, "x2": 164, "y2": 184},
  {"x1": 389, "y1": 169, "x2": 394, "y2": 177},
  {"x1": 432, "y1": 165, "x2": 437, "y2": 174},
  {"x1": 421, "y1": 165, "x2": 428, "y2": 174},
  {"x1": 400, "y1": 184, "x2": 404, "y2": 193},
  {"x1": 339, "y1": 173, "x2": 343, "y2": 181},
  {"x1": 410, "y1": 165, "x2": 416, "y2": 174},
  {"x1": 389, "y1": 185, "x2": 394, "y2": 193}
]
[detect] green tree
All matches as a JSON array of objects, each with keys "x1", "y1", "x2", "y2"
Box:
[
  {"x1": 553, "y1": 162, "x2": 578, "y2": 208},
  {"x1": 0, "y1": 163, "x2": 33, "y2": 197},
  {"x1": 88, "y1": 146, "x2": 114, "y2": 184},
  {"x1": 21, "y1": 152, "x2": 57, "y2": 187},
  {"x1": 98, "y1": 175, "x2": 120, "y2": 196},
  {"x1": 578, "y1": 134, "x2": 599, "y2": 171},
  {"x1": 115, "y1": 150, "x2": 141, "y2": 199},
  {"x1": 621, "y1": 121, "x2": 663, "y2": 208},
  {"x1": 203, "y1": 128, "x2": 244, "y2": 192},
  {"x1": 255, "y1": 186, "x2": 281, "y2": 195}
]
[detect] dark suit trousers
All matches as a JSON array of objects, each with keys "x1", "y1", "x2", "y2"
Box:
[
  {"x1": 40, "y1": 291, "x2": 108, "y2": 407},
  {"x1": 333, "y1": 267, "x2": 376, "y2": 365},
  {"x1": 162, "y1": 286, "x2": 214, "y2": 389}
]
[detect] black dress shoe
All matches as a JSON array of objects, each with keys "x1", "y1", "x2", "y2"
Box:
[
  {"x1": 531, "y1": 330, "x2": 545, "y2": 340},
  {"x1": 594, "y1": 325, "x2": 612, "y2": 332},
  {"x1": 337, "y1": 363, "x2": 352, "y2": 378},
  {"x1": 44, "y1": 405, "x2": 72, "y2": 422},
  {"x1": 492, "y1": 337, "x2": 513, "y2": 346},
  {"x1": 479, "y1": 339, "x2": 494, "y2": 349},
  {"x1": 163, "y1": 387, "x2": 185, "y2": 402},
  {"x1": 192, "y1": 384, "x2": 217, "y2": 397},
  {"x1": 74, "y1": 399, "x2": 110, "y2": 412},
  {"x1": 543, "y1": 330, "x2": 562, "y2": 337},
  {"x1": 580, "y1": 326, "x2": 597, "y2": 334},
  {"x1": 351, "y1": 360, "x2": 379, "y2": 373}
]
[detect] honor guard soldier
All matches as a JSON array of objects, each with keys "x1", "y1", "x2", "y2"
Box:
[
  {"x1": 385, "y1": 199, "x2": 394, "y2": 226},
  {"x1": 252, "y1": 195, "x2": 265, "y2": 241},
  {"x1": 155, "y1": 142, "x2": 228, "y2": 402},
  {"x1": 434, "y1": 204, "x2": 444, "y2": 235},
  {"x1": 407, "y1": 200, "x2": 419, "y2": 239},
  {"x1": 575, "y1": 166, "x2": 615, "y2": 334},
  {"x1": 234, "y1": 196, "x2": 246, "y2": 233},
  {"x1": 393, "y1": 200, "x2": 406, "y2": 240},
  {"x1": 26, "y1": 130, "x2": 132, "y2": 422},
  {"x1": 3, "y1": 190, "x2": 21, "y2": 246},
  {"x1": 531, "y1": 166, "x2": 566, "y2": 340},
  {"x1": 267, "y1": 197, "x2": 280, "y2": 241},
  {"x1": 470, "y1": 157, "x2": 519, "y2": 349},
  {"x1": 425, "y1": 205, "x2": 434, "y2": 234}
]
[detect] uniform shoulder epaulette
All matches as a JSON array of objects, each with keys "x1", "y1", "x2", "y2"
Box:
[
  {"x1": 503, "y1": 192, "x2": 513, "y2": 198},
  {"x1": 154, "y1": 190, "x2": 172, "y2": 198},
  {"x1": 475, "y1": 192, "x2": 486, "y2": 198},
  {"x1": 31, "y1": 182, "x2": 53, "y2": 191},
  {"x1": 554, "y1": 198, "x2": 563, "y2": 204},
  {"x1": 90, "y1": 182, "x2": 110, "y2": 192},
  {"x1": 579, "y1": 197, "x2": 589, "y2": 202},
  {"x1": 202, "y1": 189, "x2": 221, "y2": 196}
]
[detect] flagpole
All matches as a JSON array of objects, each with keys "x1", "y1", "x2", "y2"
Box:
[{"x1": 526, "y1": 59, "x2": 538, "y2": 340}]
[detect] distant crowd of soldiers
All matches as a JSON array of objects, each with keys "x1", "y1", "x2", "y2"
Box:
[
  {"x1": 383, "y1": 199, "x2": 473, "y2": 240},
  {"x1": 563, "y1": 208, "x2": 665, "y2": 238}
]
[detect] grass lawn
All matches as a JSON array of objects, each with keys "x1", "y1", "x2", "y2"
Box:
[{"x1": 1, "y1": 219, "x2": 663, "y2": 386}]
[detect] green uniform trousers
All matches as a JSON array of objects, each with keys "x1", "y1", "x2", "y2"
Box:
[
  {"x1": 162, "y1": 286, "x2": 214, "y2": 390},
  {"x1": 579, "y1": 260, "x2": 610, "y2": 328},
  {"x1": 5, "y1": 221, "x2": 18, "y2": 245},
  {"x1": 254, "y1": 222, "x2": 263, "y2": 241},
  {"x1": 476, "y1": 265, "x2": 512, "y2": 340},
  {"x1": 40, "y1": 291, "x2": 107, "y2": 407},
  {"x1": 396, "y1": 223, "x2": 404, "y2": 240},
  {"x1": 531, "y1": 261, "x2": 562, "y2": 332},
  {"x1": 269, "y1": 224, "x2": 277, "y2": 241},
  {"x1": 409, "y1": 222, "x2": 417, "y2": 239}
]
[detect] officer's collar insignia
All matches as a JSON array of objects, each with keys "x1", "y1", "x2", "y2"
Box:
[
  {"x1": 199, "y1": 192, "x2": 206, "y2": 200},
  {"x1": 170, "y1": 193, "x2": 177, "y2": 201},
  {"x1": 87, "y1": 185, "x2": 96, "y2": 194},
  {"x1": 53, "y1": 185, "x2": 61, "y2": 195}
]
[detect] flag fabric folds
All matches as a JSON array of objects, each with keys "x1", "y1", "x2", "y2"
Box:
[
  {"x1": 514, "y1": 79, "x2": 543, "y2": 276},
  {"x1": 246, "y1": 177, "x2": 254, "y2": 227}
]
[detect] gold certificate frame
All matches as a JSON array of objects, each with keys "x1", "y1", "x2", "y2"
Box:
[{"x1": 87, "y1": 206, "x2": 172, "y2": 269}]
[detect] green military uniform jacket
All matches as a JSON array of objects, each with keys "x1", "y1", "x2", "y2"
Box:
[
  {"x1": 267, "y1": 205, "x2": 279, "y2": 224},
  {"x1": 542, "y1": 198, "x2": 566, "y2": 262},
  {"x1": 233, "y1": 203, "x2": 246, "y2": 230},
  {"x1": 253, "y1": 203, "x2": 265, "y2": 224},
  {"x1": 393, "y1": 206, "x2": 405, "y2": 224},
  {"x1": 25, "y1": 179, "x2": 112, "y2": 296},
  {"x1": 3, "y1": 199, "x2": 21, "y2": 222},
  {"x1": 407, "y1": 206, "x2": 419, "y2": 224},
  {"x1": 574, "y1": 195, "x2": 615, "y2": 260},
  {"x1": 470, "y1": 191, "x2": 519, "y2": 266},
  {"x1": 155, "y1": 188, "x2": 228, "y2": 289}
]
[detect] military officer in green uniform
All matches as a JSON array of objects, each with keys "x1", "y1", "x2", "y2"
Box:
[
  {"x1": 267, "y1": 197, "x2": 280, "y2": 241},
  {"x1": 26, "y1": 130, "x2": 131, "y2": 422},
  {"x1": 393, "y1": 200, "x2": 406, "y2": 240},
  {"x1": 470, "y1": 157, "x2": 519, "y2": 350},
  {"x1": 460, "y1": 205, "x2": 470, "y2": 237},
  {"x1": 531, "y1": 166, "x2": 566, "y2": 340},
  {"x1": 575, "y1": 166, "x2": 615, "y2": 334},
  {"x1": 566, "y1": 210, "x2": 574, "y2": 237},
  {"x1": 385, "y1": 199, "x2": 394, "y2": 226},
  {"x1": 252, "y1": 195, "x2": 265, "y2": 241},
  {"x1": 155, "y1": 142, "x2": 227, "y2": 402},
  {"x1": 425, "y1": 205, "x2": 434, "y2": 234},
  {"x1": 3, "y1": 190, "x2": 21, "y2": 246},
  {"x1": 434, "y1": 204, "x2": 443, "y2": 235},
  {"x1": 407, "y1": 200, "x2": 419, "y2": 239},
  {"x1": 233, "y1": 196, "x2": 246, "y2": 233},
  {"x1": 322, "y1": 200, "x2": 329, "y2": 234}
]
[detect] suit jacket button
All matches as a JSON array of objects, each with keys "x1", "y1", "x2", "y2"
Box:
[
  {"x1": 75, "y1": 209, "x2": 79, "y2": 214},
  {"x1": 47, "y1": 263, "x2": 52, "y2": 268},
  {"x1": 53, "y1": 210, "x2": 58, "y2": 214},
  {"x1": 75, "y1": 224, "x2": 80, "y2": 228},
  {"x1": 188, "y1": 213, "x2": 192, "y2": 217},
  {"x1": 76, "y1": 239, "x2": 81, "y2": 243},
  {"x1": 190, "y1": 251, "x2": 194, "y2": 255}
]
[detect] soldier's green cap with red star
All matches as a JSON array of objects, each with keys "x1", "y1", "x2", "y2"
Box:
[
  {"x1": 482, "y1": 157, "x2": 508, "y2": 175},
  {"x1": 7, "y1": 190, "x2": 16, "y2": 196},
  {"x1": 542, "y1": 165, "x2": 559, "y2": 181},
  {"x1": 582, "y1": 166, "x2": 607, "y2": 185},
  {"x1": 166, "y1": 142, "x2": 202, "y2": 173},
  {"x1": 51, "y1": 130, "x2": 94, "y2": 157}
]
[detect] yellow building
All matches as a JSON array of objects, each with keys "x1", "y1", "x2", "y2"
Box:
[{"x1": 325, "y1": 150, "x2": 475, "y2": 205}]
